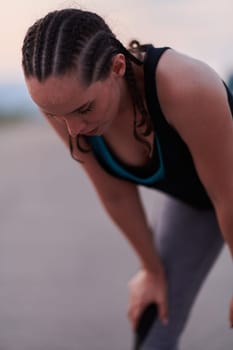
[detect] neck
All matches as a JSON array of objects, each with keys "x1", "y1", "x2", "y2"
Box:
[
  {"x1": 132, "y1": 61, "x2": 145, "y2": 99},
  {"x1": 118, "y1": 61, "x2": 145, "y2": 114}
]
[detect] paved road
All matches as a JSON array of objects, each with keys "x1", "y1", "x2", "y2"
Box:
[{"x1": 0, "y1": 122, "x2": 232, "y2": 350}]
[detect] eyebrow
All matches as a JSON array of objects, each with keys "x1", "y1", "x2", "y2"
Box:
[{"x1": 42, "y1": 100, "x2": 93, "y2": 117}]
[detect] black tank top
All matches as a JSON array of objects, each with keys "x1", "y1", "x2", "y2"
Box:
[{"x1": 87, "y1": 45, "x2": 233, "y2": 209}]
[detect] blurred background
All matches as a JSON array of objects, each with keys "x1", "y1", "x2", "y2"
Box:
[{"x1": 0, "y1": 1, "x2": 233, "y2": 349}]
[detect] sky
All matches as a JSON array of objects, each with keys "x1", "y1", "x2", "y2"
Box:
[{"x1": 1, "y1": 0, "x2": 233, "y2": 83}]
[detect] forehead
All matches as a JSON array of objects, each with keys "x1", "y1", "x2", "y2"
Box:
[{"x1": 26, "y1": 74, "x2": 102, "y2": 114}]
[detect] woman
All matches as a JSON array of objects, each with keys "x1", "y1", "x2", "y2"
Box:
[{"x1": 22, "y1": 8, "x2": 233, "y2": 350}]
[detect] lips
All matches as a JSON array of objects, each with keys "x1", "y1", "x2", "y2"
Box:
[{"x1": 83, "y1": 127, "x2": 99, "y2": 136}]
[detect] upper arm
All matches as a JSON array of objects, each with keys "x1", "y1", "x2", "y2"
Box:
[
  {"x1": 157, "y1": 50, "x2": 233, "y2": 207},
  {"x1": 44, "y1": 114, "x2": 138, "y2": 203}
]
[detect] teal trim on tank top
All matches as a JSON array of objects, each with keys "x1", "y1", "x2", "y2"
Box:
[{"x1": 88, "y1": 135, "x2": 165, "y2": 184}]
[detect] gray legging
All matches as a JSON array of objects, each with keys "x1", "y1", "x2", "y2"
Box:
[{"x1": 142, "y1": 196, "x2": 224, "y2": 350}]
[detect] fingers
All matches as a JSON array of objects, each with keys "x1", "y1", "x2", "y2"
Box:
[
  {"x1": 158, "y1": 299, "x2": 169, "y2": 325},
  {"x1": 127, "y1": 269, "x2": 169, "y2": 330},
  {"x1": 127, "y1": 302, "x2": 147, "y2": 330},
  {"x1": 127, "y1": 299, "x2": 169, "y2": 330},
  {"x1": 229, "y1": 297, "x2": 233, "y2": 328}
]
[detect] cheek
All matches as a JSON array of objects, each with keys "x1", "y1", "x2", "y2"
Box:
[
  {"x1": 93, "y1": 84, "x2": 119, "y2": 122},
  {"x1": 103, "y1": 101, "x2": 117, "y2": 123},
  {"x1": 96, "y1": 95, "x2": 114, "y2": 120},
  {"x1": 106, "y1": 88, "x2": 120, "y2": 117}
]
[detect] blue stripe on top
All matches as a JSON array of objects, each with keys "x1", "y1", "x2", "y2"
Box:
[{"x1": 88, "y1": 135, "x2": 165, "y2": 185}]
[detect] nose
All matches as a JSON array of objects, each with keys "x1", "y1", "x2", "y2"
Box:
[{"x1": 63, "y1": 118, "x2": 87, "y2": 137}]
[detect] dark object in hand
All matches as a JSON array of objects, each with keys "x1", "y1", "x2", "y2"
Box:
[{"x1": 133, "y1": 303, "x2": 158, "y2": 350}]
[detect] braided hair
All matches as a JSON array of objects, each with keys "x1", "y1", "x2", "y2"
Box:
[{"x1": 22, "y1": 8, "x2": 153, "y2": 161}]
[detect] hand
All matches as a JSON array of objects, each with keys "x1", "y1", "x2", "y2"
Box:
[
  {"x1": 229, "y1": 296, "x2": 233, "y2": 328},
  {"x1": 127, "y1": 268, "x2": 168, "y2": 330}
]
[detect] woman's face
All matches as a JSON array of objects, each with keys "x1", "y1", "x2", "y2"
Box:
[{"x1": 26, "y1": 55, "x2": 127, "y2": 137}]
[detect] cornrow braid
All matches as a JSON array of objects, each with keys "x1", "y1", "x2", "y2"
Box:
[
  {"x1": 32, "y1": 13, "x2": 56, "y2": 81},
  {"x1": 52, "y1": 11, "x2": 96, "y2": 76},
  {"x1": 22, "y1": 19, "x2": 42, "y2": 77},
  {"x1": 77, "y1": 31, "x2": 118, "y2": 85},
  {"x1": 42, "y1": 10, "x2": 72, "y2": 78}
]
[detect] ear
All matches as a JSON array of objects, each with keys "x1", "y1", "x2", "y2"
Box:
[{"x1": 111, "y1": 53, "x2": 126, "y2": 77}]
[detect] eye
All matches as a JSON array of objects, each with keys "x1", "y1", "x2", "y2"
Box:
[{"x1": 78, "y1": 103, "x2": 94, "y2": 115}]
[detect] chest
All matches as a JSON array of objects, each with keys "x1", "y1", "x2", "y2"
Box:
[{"x1": 103, "y1": 121, "x2": 154, "y2": 167}]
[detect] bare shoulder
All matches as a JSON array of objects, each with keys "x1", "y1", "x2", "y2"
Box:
[{"x1": 155, "y1": 48, "x2": 228, "y2": 127}]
